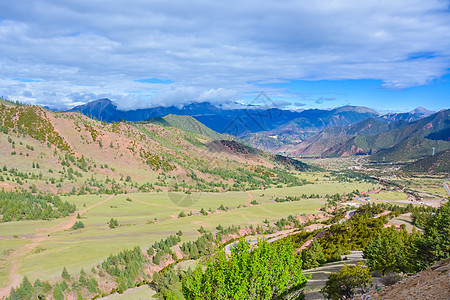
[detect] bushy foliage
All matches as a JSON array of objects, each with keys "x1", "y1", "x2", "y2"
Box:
[
  {"x1": 182, "y1": 238, "x2": 307, "y2": 299},
  {"x1": 100, "y1": 246, "x2": 147, "y2": 293},
  {"x1": 72, "y1": 221, "x2": 85, "y2": 230},
  {"x1": 321, "y1": 262, "x2": 372, "y2": 300},
  {"x1": 363, "y1": 201, "x2": 450, "y2": 273},
  {"x1": 414, "y1": 201, "x2": 450, "y2": 270},
  {"x1": 0, "y1": 190, "x2": 76, "y2": 222}
]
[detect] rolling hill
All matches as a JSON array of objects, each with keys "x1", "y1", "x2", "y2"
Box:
[
  {"x1": 0, "y1": 103, "x2": 312, "y2": 195},
  {"x1": 145, "y1": 114, "x2": 225, "y2": 141}
]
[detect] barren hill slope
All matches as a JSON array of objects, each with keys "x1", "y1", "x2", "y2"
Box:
[{"x1": 369, "y1": 258, "x2": 450, "y2": 300}]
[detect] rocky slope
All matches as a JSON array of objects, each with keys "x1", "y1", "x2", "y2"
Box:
[{"x1": 368, "y1": 258, "x2": 450, "y2": 300}]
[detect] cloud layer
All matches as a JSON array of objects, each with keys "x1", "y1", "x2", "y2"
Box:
[{"x1": 1, "y1": 0, "x2": 449, "y2": 110}]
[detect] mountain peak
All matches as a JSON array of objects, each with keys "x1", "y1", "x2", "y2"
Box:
[
  {"x1": 331, "y1": 105, "x2": 380, "y2": 115},
  {"x1": 410, "y1": 107, "x2": 435, "y2": 116}
]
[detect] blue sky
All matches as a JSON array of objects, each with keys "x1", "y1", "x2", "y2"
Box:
[{"x1": 0, "y1": 0, "x2": 449, "y2": 112}]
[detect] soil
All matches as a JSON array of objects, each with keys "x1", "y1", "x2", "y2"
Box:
[{"x1": 366, "y1": 258, "x2": 450, "y2": 300}]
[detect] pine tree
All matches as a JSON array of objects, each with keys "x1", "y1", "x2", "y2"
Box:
[{"x1": 61, "y1": 266, "x2": 71, "y2": 281}]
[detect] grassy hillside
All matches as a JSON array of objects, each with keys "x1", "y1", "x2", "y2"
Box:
[
  {"x1": 402, "y1": 149, "x2": 450, "y2": 173},
  {"x1": 145, "y1": 114, "x2": 224, "y2": 141},
  {"x1": 0, "y1": 104, "x2": 312, "y2": 196}
]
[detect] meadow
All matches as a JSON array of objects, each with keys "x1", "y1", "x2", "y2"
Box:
[{"x1": 0, "y1": 178, "x2": 380, "y2": 288}]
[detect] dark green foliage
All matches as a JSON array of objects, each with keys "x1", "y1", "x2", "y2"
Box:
[
  {"x1": 108, "y1": 218, "x2": 119, "y2": 229},
  {"x1": 403, "y1": 149, "x2": 450, "y2": 173},
  {"x1": 152, "y1": 267, "x2": 187, "y2": 299},
  {"x1": 414, "y1": 201, "x2": 450, "y2": 270},
  {"x1": 182, "y1": 238, "x2": 308, "y2": 299},
  {"x1": 7, "y1": 276, "x2": 33, "y2": 300},
  {"x1": 363, "y1": 226, "x2": 418, "y2": 274},
  {"x1": 0, "y1": 190, "x2": 76, "y2": 222},
  {"x1": 181, "y1": 233, "x2": 214, "y2": 259},
  {"x1": 100, "y1": 246, "x2": 147, "y2": 293},
  {"x1": 321, "y1": 262, "x2": 372, "y2": 300},
  {"x1": 61, "y1": 266, "x2": 71, "y2": 281},
  {"x1": 317, "y1": 204, "x2": 388, "y2": 260},
  {"x1": 302, "y1": 239, "x2": 326, "y2": 269},
  {"x1": 53, "y1": 283, "x2": 64, "y2": 300},
  {"x1": 87, "y1": 277, "x2": 99, "y2": 293},
  {"x1": 72, "y1": 221, "x2": 85, "y2": 230},
  {"x1": 362, "y1": 201, "x2": 449, "y2": 273}
]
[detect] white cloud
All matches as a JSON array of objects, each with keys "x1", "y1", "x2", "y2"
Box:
[{"x1": 0, "y1": 0, "x2": 449, "y2": 109}]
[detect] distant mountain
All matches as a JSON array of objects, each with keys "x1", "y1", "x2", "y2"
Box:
[
  {"x1": 283, "y1": 118, "x2": 409, "y2": 156},
  {"x1": 71, "y1": 100, "x2": 382, "y2": 138},
  {"x1": 376, "y1": 107, "x2": 436, "y2": 123},
  {"x1": 410, "y1": 107, "x2": 436, "y2": 116},
  {"x1": 70, "y1": 99, "x2": 299, "y2": 134},
  {"x1": 287, "y1": 109, "x2": 450, "y2": 161}
]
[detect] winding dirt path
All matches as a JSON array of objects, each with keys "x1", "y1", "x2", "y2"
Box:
[
  {"x1": 247, "y1": 191, "x2": 254, "y2": 205},
  {"x1": 0, "y1": 195, "x2": 115, "y2": 299}
]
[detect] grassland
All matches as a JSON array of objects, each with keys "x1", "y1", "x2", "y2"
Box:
[
  {"x1": 0, "y1": 178, "x2": 380, "y2": 290},
  {"x1": 370, "y1": 191, "x2": 408, "y2": 200},
  {"x1": 103, "y1": 285, "x2": 156, "y2": 300}
]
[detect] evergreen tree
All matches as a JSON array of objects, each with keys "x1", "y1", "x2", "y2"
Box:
[
  {"x1": 302, "y1": 239, "x2": 326, "y2": 269},
  {"x1": 53, "y1": 283, "x2": 64, "y2": 300},
  {"x1": 61, "y1": 266, "x2": 71, "y2": 281},
  {"x1": 415, "y1": 201, "x2": 450, "y2": 270}
]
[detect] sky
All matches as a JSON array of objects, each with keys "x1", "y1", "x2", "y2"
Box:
[{"x1": 0, "y1": 0, "x2": 450, "y2": 112}]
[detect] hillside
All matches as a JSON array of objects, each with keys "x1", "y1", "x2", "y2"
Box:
[
  {"x1": 402, "y1": 149, "x2": 450, "y2": 173},
  {"x1": 281, "y1": 118, "x2": 409, "y2": 156},
  {"x1": 145, "y1": 114, "x2": 225, "y2": 141},
  {"x1": 0, "y1": 103, "x2": 312, "y2": 195},
  {"x1": 368, "y1": 258, "x2": 450, "y2": 300}
]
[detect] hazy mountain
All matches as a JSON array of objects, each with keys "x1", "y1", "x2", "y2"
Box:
[
  {"x1": 70, "y1": 100, "x2": 381, "y2": 137},
  {"x1": 283, "y1": 118, "x2": 409, "y2": 156},
  {"x1": 376, "y1": 107, "x2": 436, "y2": 123},
  {"x1": 287, "y1": 109, "x2": 450, "y2": 161}
]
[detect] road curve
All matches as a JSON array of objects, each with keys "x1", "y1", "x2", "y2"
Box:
[{"x1": 443, "y1": 181, "x2": 450, "y2": 196}]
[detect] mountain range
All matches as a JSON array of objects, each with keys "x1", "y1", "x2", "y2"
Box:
[
  {"x1": 69, "y1": 99, "x2": 448, "y2": 162},
  {"x1": 281, "y1": 109, "x2": 450, "y2": 162},
  {"x1": 70, "y1": 99, "x2": 388, "y2": 136}
]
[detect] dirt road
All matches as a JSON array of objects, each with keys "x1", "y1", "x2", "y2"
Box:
[{"x1": 443, "y1": 181, "x2": 450, "y2": 196}]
